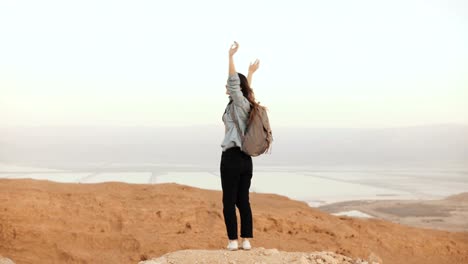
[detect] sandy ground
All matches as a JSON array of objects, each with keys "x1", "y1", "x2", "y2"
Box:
[
  {"x1": 139, "y1": 248, "x2": 382, "y2": 264},
  {"x1": 318, "y1": 193, "x2": 468, "y2": 232},
  {"x1": 0, "y1": 178, "x2": 467, "y2": 264}
]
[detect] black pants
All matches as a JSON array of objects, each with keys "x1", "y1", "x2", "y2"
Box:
[{"x1": 220, "y1": 146, "x2": 253, "y2": 240}]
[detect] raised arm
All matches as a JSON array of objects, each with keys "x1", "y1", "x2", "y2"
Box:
[
  {"x1": 228, "y1": 41, "x2": 238, "y2": 76},
  {"x1": 226, "y1": 42, "x2": 249, "y2": 108},
  {"x1": 247, "y1": 59, "x2": 260, "y2": 86}
]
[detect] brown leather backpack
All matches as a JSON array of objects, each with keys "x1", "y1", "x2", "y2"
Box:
[{"x1": 230, "y1": 103, "x2": 273, "y2": 156}]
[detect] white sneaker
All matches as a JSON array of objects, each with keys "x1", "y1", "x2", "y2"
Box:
[
  {"x1": 241, "y1": 239, "x2": 251, "y2": 250},
  {"x1": 226, "y1": 240, "x2": 238, "y2": 251}
]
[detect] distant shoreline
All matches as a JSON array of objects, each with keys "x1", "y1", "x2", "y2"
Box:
[
  {"x1": 318, "y1": 192, "x2": 468, "y2": 232},
  {"x1": 2, "y1": 162, "x2": 468, "y2": 207}
]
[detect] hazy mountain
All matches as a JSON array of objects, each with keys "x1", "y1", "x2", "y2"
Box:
[{"x1": 0, "y1": 124, "x2": 467, "y2": 169}]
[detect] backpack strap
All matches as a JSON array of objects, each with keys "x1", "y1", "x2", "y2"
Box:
[{"x1": 230, "y1": 104, "x2": 245, "y2": 142}]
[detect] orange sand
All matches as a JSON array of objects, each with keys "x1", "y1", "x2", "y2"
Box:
[{"x1": 0, "y1": 179, "x2": 467, "y2": 264}]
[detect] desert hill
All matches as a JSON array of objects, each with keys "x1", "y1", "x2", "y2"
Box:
[
  {"x1": 444, "y1": 192, "x2": 468, "y2": 202},
  {"x1": 0, "y1": 178, "x2": 467, "y2": 264}
]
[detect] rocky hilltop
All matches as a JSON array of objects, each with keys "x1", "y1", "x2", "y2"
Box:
[{"x1": 0, "y1": 179, "x2": 467, "y2": 264}]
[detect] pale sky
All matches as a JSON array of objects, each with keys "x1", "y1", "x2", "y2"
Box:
[{"x1": 1, "y1": 0, "x2": 467, "y2": 128}]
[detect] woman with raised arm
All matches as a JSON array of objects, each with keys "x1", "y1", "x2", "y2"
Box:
[{"x1": 220, "y1": 41, "x2": 261, "y2": 251}]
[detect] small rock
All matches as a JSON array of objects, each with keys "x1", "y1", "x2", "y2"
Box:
[
  {"x1": 0, "y1": 256, "x2": 15, "y2": 264},
  {"x1": 262, "y1": 248, "x2": 279, "y2": 256},
  {"x1": 368, "y1": 252, "x2": 383, "y2": 264},
  {"x1": 299, "y1": 255, "x2": 310, "y2": 264},
  {"x1": 138, "y1": 258, "x2": 167, "y2": 264},
  {"x1": 322, "y1": 254, "x2": 339, "y2": 264}
]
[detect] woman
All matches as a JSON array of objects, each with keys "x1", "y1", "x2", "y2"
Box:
[{"x1": 220, "y1": 41, "x2": 261, "y2": 251}]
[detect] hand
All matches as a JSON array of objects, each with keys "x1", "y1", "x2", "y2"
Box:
[
  {"x1": 248, "y1": 59, "x2": 260, "y2": 73},
  {"x1": 229, "y1": 41, "x2": 239, "y2": 57}
]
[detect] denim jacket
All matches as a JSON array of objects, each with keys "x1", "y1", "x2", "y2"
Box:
[{"x1": 221, "y1": 74, "x2": 251, "y2": 152}]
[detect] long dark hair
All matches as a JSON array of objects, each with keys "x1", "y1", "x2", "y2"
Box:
[{"x1": 237, "y1": 73, "x2": 267, "y2": 125}]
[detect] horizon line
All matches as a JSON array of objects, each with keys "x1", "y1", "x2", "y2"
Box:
[{"x1": 1, "y1": 122, "x2": 468, "y2": 130}]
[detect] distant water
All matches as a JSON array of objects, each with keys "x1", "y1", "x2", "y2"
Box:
[{"x1": 1, "y1": 162, "x2": 467, "y2": 207}]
